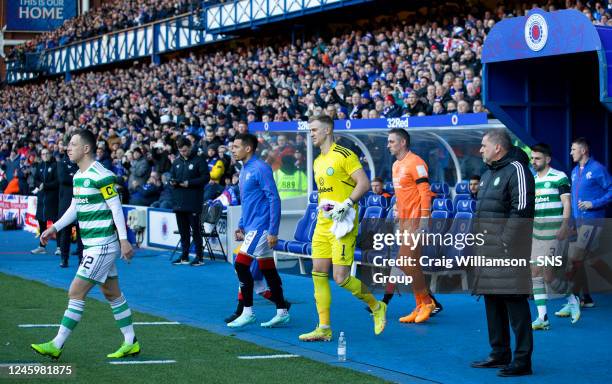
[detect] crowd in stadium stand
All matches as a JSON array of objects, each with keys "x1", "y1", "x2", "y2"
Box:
[
  {"x1": 1, "y1": 0, "x2": 611, "y2": 203},
  {"x1": 7, "y1": 0, "x2": 206, "y2": 60}
]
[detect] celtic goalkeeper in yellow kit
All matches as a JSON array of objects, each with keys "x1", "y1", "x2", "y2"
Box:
[{"x1": 299, "y1": 115, "x2": 387, "y2": 342}]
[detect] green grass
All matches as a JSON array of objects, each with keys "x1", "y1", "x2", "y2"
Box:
[{"x1": 0, "y1": 273, "x2": 388, "y2": 383}]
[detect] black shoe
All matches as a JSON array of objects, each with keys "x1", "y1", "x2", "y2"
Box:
[
  {"x1": 431, "y1": 294, "x2": 443, "y2": 316},
  {"x1": 59, "y1": 262, "x2": 68, "y2": 268},
  {"x1": 225, "y1": 299, "x2": 244, "y2": 323},
  {"x1": 471, "y1": 357, "x2": 511, "y2": 368},
  {"x1": 497, "y1": 363, "x2": 532, "y2": 377},
  {"x1": 190, "y1": 258, "x2": 205, "y2": 267},
  {"x1": 581, "y1": 294, "x2": 595, "y2": 308},
  {"x1": 171, "y1": 258, "x2": 189, "y2": 265}
]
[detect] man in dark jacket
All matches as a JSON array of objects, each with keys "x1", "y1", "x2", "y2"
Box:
[
  {"x1": 170, "y1": 137, "x2": 210, "y2": 266},
  {"x1": 31, "y1": 149, "x2": 60, "y2": 255},
  {"x1": 56, "y1": 151, "x2": 83, "y2": 267},
  {"x1": 471, "y1": 129, "x2": 535, "y2": 377}
]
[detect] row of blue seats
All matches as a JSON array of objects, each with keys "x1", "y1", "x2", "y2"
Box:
[
  {"x1": 275, "y1": 192, "x2": 477, "y2": 265},
  {"x1": 422, "y1": 198, "x2": 476, "y2": 272},
  {"x1": 275, "y1": 192, "x2": 393, "y2": 260}
]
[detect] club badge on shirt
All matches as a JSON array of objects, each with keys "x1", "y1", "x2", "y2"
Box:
[{"x1": 416, "y1": 165, "x2": 428, "y2": 177}]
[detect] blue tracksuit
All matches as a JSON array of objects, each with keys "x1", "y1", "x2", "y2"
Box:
[
  {"x1": 571, "y1": 158, "x2": 612, "y2": 221},
  {"x1": 238, "y1": 155, "x2": 281, "y2": 235}
]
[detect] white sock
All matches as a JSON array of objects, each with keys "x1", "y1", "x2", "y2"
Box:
[
  {"x1": 276, "y1": 308, "x2": 288, "y2": 316},
  {"x1": 242, "y1": 306, "x2": 253, "y2": 316},
  {"x1": 110, "y1": 295, "x2": 135, "y2": 344},
  {"x1": 568, "y1": 294, "x2": 578, "y2": 305},
  {"x1": 53, "y1": 299, "x2": 85, "y2": 349},
  {"x1": 532, "y1": 277, "x2": 547, "y2": 319}
]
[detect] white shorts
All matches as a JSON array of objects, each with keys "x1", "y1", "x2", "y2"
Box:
[
  {"x1": 531, "y1": 238, "x2": 561, "y2": 261},
  {"x1": 575, "y1": 225, "x2": 602, "y2": 252},
  {"x1": 76, "y1": 241, "x2": 120, "y2": 285},
  {"x1": 240, "y1": 229, "x2": 272, "y2": 258}
]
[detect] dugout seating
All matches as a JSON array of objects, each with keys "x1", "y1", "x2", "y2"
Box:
[{"x1": 273, "y1": 181, "x2": 478, "y2": 283}]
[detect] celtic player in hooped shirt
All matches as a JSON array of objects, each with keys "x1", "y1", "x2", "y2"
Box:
[{"x1": 31, "y1": 130, "x2": 139, "y2": 360}]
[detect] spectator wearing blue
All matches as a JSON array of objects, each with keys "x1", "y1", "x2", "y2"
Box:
[
  {"x1": 151, "y1": 173, "x2": 174, "y2": 210},
  {"x1": 129, "y1": 173, "x2": 162, "y2": 206}
]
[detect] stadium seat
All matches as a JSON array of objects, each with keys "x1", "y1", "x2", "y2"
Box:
[
  {"x1": 285, "y1": 193, "x2": 318, "y2": 254},
  {"x1": 452, "y1": 194, "x2": 472, "y2": 212},
  {"x1": 455, "y1": 199, "x2": 476, "y2": 214},
  {"x1": 384, "y1": 182, "x2": 395, "y2": 195},
  {"x1": 358, "y1": 191, "x2": 375, "y2": 221},
  {"x1": 455, "y1": 182, "x2": 470, "y2": 195},
  {"x1": 432, "y1": 198, "x2": 453, "y2": 213},
  {"x1": 366, "y1": 194, "x2": 388, "y2": 209},
  {"x1": 430, "y1": 182, "x2": 450, "y2": 198},
  {"x1": 426, "y1": 199, "x2": 474, "y2": 291}
]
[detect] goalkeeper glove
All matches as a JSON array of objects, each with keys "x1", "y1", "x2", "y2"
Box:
[{"x1": 331, "y1": 198, "x2": 353, "y2": 222}]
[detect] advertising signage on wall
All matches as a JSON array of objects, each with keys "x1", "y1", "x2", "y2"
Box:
[{"x1": 6, "y1": 0, "x2": 77, "y2": 32}]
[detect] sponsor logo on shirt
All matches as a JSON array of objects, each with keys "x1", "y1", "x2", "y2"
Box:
[{"x1": 76, "y1": 197, "x2": 89, "y2": 204}]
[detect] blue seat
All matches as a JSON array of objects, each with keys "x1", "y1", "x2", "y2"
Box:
[
  {"x1": 455, "y1": 182, "x2": 470, "y2": 195},
  {"x1": 432, "y1": 198, "x2": 453, "y2": 213},
  {"x1": 366, "y1": 194, "x2": 388, "y2": 209},
  {"x1": 389, "y1": 195, "x2": 396, "y2": 208},
  {"x1": 359, "y1": 191, "x2": 375, "y2": 207},
  {"x1": 384, "y1": 181, "x2": 395, "y2": 195},
  {"x1": 421, "y1": 210, "x2": 452, "y2": 271},
  {"x1": 455, "y1": 199, "x2": 476, "y2": 214},
  {"x1": 286, "y1": 212, "x2": 317, "y2": 254},
  {"x1": 283, "y1": 192, "x2": 318, "y2": 254},
  {"x1": 442, "y1": 203, "x2": 476, "y2": 269},
  {"x1": 453, "y1": 194, "x2": 472, "y2": 212},
  {"x1": 358, "y1": 191, "x2": 375, "y2": 222},
  {"x1": 431, "y1": 182, "x2": 450, "y2": 199}
]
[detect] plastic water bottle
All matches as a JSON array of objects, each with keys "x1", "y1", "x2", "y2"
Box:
[{"x1": 337, "y1": 331, "x2": 346, "y2": 362}]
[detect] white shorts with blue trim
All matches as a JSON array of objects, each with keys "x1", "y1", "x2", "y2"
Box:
[
  {"x1": 240, "y1": 229, "x2": 273, "y2": 258},
  {"x1": 575, "y1": 225, "x2": 602, "y2": 252}
]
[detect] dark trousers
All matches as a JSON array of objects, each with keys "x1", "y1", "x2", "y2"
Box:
[
  {"x1": 176, "y1": 211, "x2": 203, "y2": 259},
  {"x1": 484, "y1": 294, "x2": 533, "y2": 367},
  {"x1": 38, "y1": 219, "x2": 58, "y2": 249},
  {"x1": 58, "y1": 223, "x2": 84, "y2": 264}
]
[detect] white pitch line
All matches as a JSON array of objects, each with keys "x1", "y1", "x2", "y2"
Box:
[
  {"x1": 238, "y1": 354, "x2": 299, "y2": 360},
  {"x1": 133, "y1": 322, "x2": 180, "y2": 325},
  {"x1": 109, "y1": 360, "x2": 176, "y2": 365},
  {"x1": 19, "y1": 322, "x2": 180, "y2": 328},
  {"x1": 0, "y1": 363, "x2": 42, "y2": 367}
]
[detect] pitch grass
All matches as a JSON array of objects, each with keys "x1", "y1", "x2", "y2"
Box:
[{"x1": 0, "y1": 273, "x2": 389, "y2": 384}]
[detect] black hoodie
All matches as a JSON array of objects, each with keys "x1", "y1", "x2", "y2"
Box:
[{"x1": 473, "y1": 146, "x2": 535, "y2": 295}]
